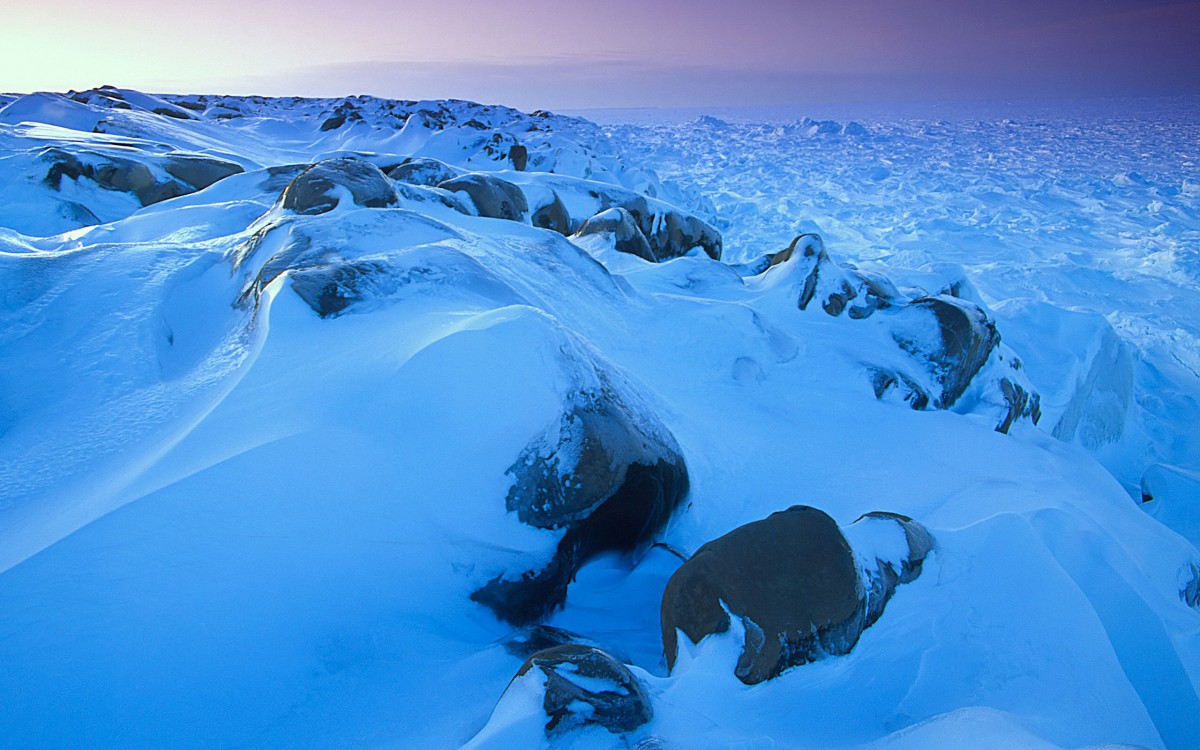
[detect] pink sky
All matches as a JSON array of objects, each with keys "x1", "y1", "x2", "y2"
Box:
[{"x1": 3, "y1": 0, "x2": 1198, "y2": 108}]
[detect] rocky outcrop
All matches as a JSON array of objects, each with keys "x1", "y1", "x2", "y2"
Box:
[
  {"x1": 41, "y1": 148, "x2": 189, "y2": 207},
  {"x1": 472, "y1": 369, "x2": 689, "y2": 625},
  {"x1": 279, "y1": 157, "x2": 398, "y2": 215},
  {"x1": 892, "y1": 295, "x2": 1000, "y2": 409},
  {"x1": 575, "y1": 207, "x2": 655, "y2": 261},
  {"x1": 438, "y1": 173, "x2": 528, "y2": 222},
  {"x1": 507, "y1": 645, "x2": 653, "y2": 737},
  {"x1": 661, "y1": 505, "x2": 932, "y2": 685}
]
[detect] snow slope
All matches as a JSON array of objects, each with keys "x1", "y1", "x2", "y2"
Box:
[{"x1": 0, "y1": 88, "x2": 1197, "y2": 750}]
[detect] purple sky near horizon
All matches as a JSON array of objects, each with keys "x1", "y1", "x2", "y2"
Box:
[{"x1": 3, "y1": 0, "x2": 1198, "y2": 109}]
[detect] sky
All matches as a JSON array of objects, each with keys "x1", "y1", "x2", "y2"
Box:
[{"x1": 2, "y1": 0, "x2": 1198, "y2": 110}]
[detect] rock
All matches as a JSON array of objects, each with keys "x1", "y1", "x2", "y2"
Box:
[
  {"x1": 892, "y1": 295, "x2": 1000, "y2": 409},
  {"x1": 40, "y1": 147, "x2": 191, "y2": 207},
  {"x1": 661, "y1": 505, "x2": 932, "y2": 685},
  {"x1": 1181, "y1": 563, "x2": 1200, "y2": 610},
  {"x1": 472, "y1": 368, "x2": 689, "y2": 625},
  {"x1": 438, "y1": 173, "x2": 528, "y2": 222},
  {"x1": 661, "y1": 506, "x2": 860, "y2": 684},
  {"x1": 509, "y1": 143, "x2": 528, "y2": 171},
  {"x1": 510, "y1": 645, "x2": 652, "y2": 736},
  {"x1": 289, "y1": 260, "x2": 387, "y2": 318},
  {"x1": 279, "y1": 157, "x2": 398, "y2": 215},
  {"x1": 56, "y1": 200, "x2": 100, "y2": 227},
  {"x1": 848, "y1": 512, "x2": 933, "y2": 628},
  {"x1": 997, "y1": 377, "x2": 1041, "y2": 434},
  {"x1": 163, "y1": 154, "x2": 244, "y2": 191},
  {"x1": 645, "y1": 210, "x2": 722, "y2": 261},
  {"x1": 386, "y1": 157, "x2": 461, "y2": 187},
  {"x1": 575, "y1": 207, "x2": 655, "y2": 261},
  {"x1": 502, "y1": 625, "x2": 616, "y2": 660},
  {"x1": 319, "y1": 113, "x2": 346, "y2": 131},
  {"x1": 531, "y1": 192, "x2": 572, "y2": 235},
  {"x1": 869, "y1": 367, "x2": 932, "y2": 411},
  {"x1": 743, "y1": 234, "x2": 896, "y2": 318}
]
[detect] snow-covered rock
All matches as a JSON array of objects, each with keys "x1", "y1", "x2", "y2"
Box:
[{"x1": 661, "y1": 505, "x2": 931, "y2": 685}]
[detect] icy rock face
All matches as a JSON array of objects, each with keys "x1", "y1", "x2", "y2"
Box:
[
  {"x1": 891, "y1": 295, "x2": 1001, "y2": 409},
  {"x1": 473, "y1": 363, "x2": 690, "y2": 625},
  {"x1": 660, "y1": 505, "x2": 932, "y2": 685},
  {"x1": 503, "y1": 645, "x2": 652, "y2": 737},
  {"x1": 279, "y1": 157, "x2": 398, "y2": 215}
]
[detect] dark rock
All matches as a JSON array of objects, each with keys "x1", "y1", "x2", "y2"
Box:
[
  {"x1": 163, "y1": 154, "x2": 244, "y2": 191},
  {"x1": 279, "y1": 158, "x2": 398, "y2": 215},
  {"x1": 151, "y1": 106, "x2": 193, "y2": 120},
  {"x1": 869, "y1": 368, "x2": 932, "y2": 411},
  {"x1": 997, "y1": 377, "x2": 1041, "y2": 434},
  {"x1": 386, "y1": 157, "x2": 460, "y2": 187},
  {"x1": 41, "y1": 147, "x2": 191, "y2": 207},
  {"x1": 503, "y1": 625, "x2": 604, "y2": 659},
  {"x1": 575, "y1": 207, "x2": 655, "y2": 261},
  {"x1": 511, "y1": 645, "x2": 652, "y2": 736},
  {"x1": 660, "y1": 507, "x2": 931, "y2": 685},
  {"x1": 1182, "y1": 563, "x2": 1200, "y2": 609},
  {"x1": 319, "y1": 113, "x2": 346, "y2": 131},
  {"x1": 437, "y1": 173, "x2": 528, "y2": 222},
  {"x1": 645, "y1": 210, "x2": 722, "y2": 261},
  {"x1": 56, "y1": 200, "x2": 100, "y2": 226},
  {"x1": 289, "y1": 260, "x2": 386, "y2": 317},
  {"x1": 893, "y1": 295, "x2": 1000, "y2": 409},
  {"x1": 531, "y1": 192, "x2": 572, "y2": 235},
  {"x1": 473, "y1": 372, "x2": 689, "y2": 625},
  {"x1": 509, "y1": 143, "x2": 528, "y2": 171},
  {"x1": 661, "y1": 505, "x2": 863, "y2": 684}
]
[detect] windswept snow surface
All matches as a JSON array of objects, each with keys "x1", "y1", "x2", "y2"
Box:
[{"x1": 0, "y1": 89, "x2": 1198, "y2": 750}]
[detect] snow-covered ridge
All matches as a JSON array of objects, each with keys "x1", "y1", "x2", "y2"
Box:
[{"x1": 0, "y1": 88, "x2": 1197, "y2": 750}]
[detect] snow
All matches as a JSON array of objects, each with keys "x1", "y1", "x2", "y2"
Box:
[{"x1": 0, "y1": 89, "x2": 1198, "y2": 749}]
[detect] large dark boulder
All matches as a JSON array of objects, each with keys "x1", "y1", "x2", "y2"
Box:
[
  {"x1": 892, "y1": 295, "x2": 1000, "y2": 409},
  {"x1": 472, "y1": 371, "x2": 689, "y2": 625},
  {"x1": 279, "y1": 157, "x2": 398, "y2": 215},
  {"x1": 574, "y1": 207, "x2": 655, "y2": 261},
  {"x1": 661, "y1": 505, "x2": 932, "y2": 685},
  {"x1": 661, "y1": 506, "x2": 860, "y2": 684},
  {"x1": 507, "y1": 645, "x2": 653, "y2": 737},
  {"x1": 438, "y1": 173, "x2": 528, "y2": 222}
]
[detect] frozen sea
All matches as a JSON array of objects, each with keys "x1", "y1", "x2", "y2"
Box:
[{"x1": 572, "y1": 96, "x2": 1200, "y2": 495}]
